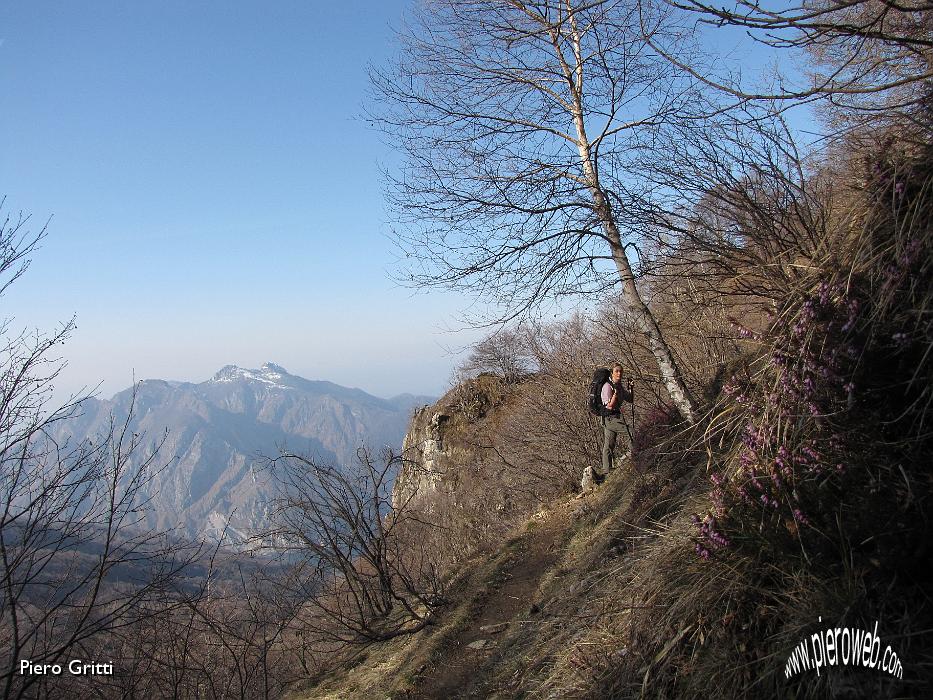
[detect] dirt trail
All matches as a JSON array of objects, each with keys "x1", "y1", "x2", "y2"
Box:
[{"x1": 408, "y1": 502, "x2": 575, "y2": 699}]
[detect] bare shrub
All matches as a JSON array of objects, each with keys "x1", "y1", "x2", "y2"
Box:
[{"x1": 261, "y1": 448, "x2": 445, "y2": 646}]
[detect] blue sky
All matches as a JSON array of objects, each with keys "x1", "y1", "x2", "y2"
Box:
[
  {"x1": 0, "y1": 0, "x2": 486, "y2": 400},
  {"x1": 0, "y1": 2, "x2": 811, "y2": 402}
]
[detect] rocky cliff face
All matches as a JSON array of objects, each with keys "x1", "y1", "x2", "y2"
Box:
[
  {"x1": 392, "y1": 374, "x2": 512, "y2": 515},
  {"x1": 393, "y1": 406, "x2": 451, "y2": 508}
]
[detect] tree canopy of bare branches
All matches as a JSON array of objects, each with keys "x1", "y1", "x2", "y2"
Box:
[
  {"x1": 460, "y1": 326, "x2": 537, "y2": 382},
  {"x1": 666, "y1": 0, "x2": 933, "y2": 130},
  {"x1": 372, "y1": 0, "x2": 712, "y2": 422}
]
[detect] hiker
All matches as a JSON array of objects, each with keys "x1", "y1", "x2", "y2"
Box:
[{"x1": 596, "y1": 363, "x2": 634, "y2": 483}]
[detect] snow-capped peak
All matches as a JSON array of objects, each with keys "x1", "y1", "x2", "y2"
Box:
[
  {"x1": 209, "y1": 363, "x2": 292, "y2": 387},
  {"x1": 260, "y1": 362, "x2": 289, "y2": 377}
]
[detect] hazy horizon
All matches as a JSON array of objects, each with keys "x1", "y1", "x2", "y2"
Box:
[{"x1": 83, "y1": 359, "x2": 443, "y2": 404}]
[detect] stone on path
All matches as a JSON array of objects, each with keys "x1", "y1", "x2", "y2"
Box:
[{"x1": 466, "y1": 639, "x2": 496, "y2": 651}]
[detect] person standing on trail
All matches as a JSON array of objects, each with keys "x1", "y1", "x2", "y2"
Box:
[{"x1": 596, "y1": 363, "x2": 634, "y2": 484}]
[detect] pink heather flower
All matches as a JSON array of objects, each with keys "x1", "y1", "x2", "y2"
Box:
[
  {"x1": 841, "y1": 300, "x2": 859, "y2": 332},
  {"x1": 709, "y1": 530, "x2": 730, "y2": 548},
  {"x1": 776, "y1": 445, "x2": 791, "y2": 464},
  {"x1": 818, "y1": 283, "x2": 831, "y2": 306},
  {"x1": 900, "y1": 239, "x2": 920, "y2": 266}
]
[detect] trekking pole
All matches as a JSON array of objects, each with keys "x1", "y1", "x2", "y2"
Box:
[
  {"x1": 631, "y1": 379, "x2": 636, "y2": 436},
  {"x1": 615, "y1": 378, "x2": 634, "y2": 447},
  {"x1": 621, "y1": 414, "x2": 635, "y2": 447}
]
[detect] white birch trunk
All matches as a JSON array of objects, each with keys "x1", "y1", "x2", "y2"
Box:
[{"x1": 562, "y1": 13, "x2": 698, "y2": 423}]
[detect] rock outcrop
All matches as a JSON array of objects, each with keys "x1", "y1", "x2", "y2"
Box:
[{"x1": 392, "y1": 373, "x2": 513, "y2": 516}]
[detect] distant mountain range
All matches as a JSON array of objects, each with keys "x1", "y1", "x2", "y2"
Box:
[{"x1": 55, "y1": 363, "x2": 434, "y2": 545}]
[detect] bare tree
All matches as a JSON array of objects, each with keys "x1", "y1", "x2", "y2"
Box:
[
  {"x1": 372, "y1": 0, "x2": 710, "y2": 422},
  {"x1": 0, "y1": 205, "x2": 201, "y2": 699},
  {"x1": 461, "y1": 325, "x2": 536, "y2": 382},
  {"x1": 176, "y1": 568, "x2": 304, "y2": 700}
]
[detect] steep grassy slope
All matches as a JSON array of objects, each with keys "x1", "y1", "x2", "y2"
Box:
[
  {"x1": 290, "y1": 430, "x2": 930, "y2": 697},
  {"x1": 287, "y1": 137, "x2": 933, "y2": 700}
]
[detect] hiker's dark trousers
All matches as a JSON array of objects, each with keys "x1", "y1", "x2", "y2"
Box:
[{"x1": 600, "y1": 414, "x2": 631, "y2": 476}]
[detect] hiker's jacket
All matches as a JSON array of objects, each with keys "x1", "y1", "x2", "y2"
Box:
[{"x1": 601, "y1": 381, "x2": 633, "y2": 416}]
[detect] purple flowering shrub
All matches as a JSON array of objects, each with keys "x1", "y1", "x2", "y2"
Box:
[
  {"x1": 692, "y1": 143, "x2": 933, "y2": 560},
  {"x1": 692, "y1": 284, "x2": 862, "y2": 555}
]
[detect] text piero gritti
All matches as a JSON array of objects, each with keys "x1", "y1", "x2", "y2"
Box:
[{"x1": 19, "y1": 659, "x2": 114, "y2": 676}]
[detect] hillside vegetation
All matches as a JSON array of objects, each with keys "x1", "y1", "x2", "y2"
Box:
[{"x1": 289, "y1": 124, "x2": 933, "y2": 700}]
